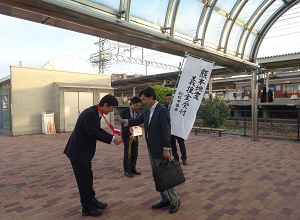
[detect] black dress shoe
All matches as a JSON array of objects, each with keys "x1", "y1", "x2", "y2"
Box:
[
  {"x1": 131, "y1": 170, "x2": 142, "y2": 175},
  {"x1": 82, "y1": 208, "x2": 102, "y2": 217},
  {"x1": 169, "y1": 199, "x2": 180, "y2": 214},
  {"x1": 152, "y1": 201, "x2": 170, "y2": 209},
  {"x1": 182, "y1": 160, "x2": 187, "y2": 165},
  {"x1": 125, "y1": 171, "x2": 134, "y2": 178},
  {"x1": 94, "y1": 201, "x2": 107, "y2": 209}
]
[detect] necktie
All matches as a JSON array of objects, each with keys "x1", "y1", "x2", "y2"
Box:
[{"x1": 132, "y1": 111, "x2": 135, "y2": 119}]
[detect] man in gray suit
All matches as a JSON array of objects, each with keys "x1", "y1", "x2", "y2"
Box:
[{"x1": 115, "y1": 87, "x2": 180, "y2": 214}]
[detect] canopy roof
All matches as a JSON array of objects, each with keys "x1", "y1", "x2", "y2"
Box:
[{"x1": 0, "y1": 0, "x2": 299, "y2": 73}]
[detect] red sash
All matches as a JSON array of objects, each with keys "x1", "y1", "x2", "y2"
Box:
[{"x1": 96, "y1": 104, "x2": 121, "y2": 137}]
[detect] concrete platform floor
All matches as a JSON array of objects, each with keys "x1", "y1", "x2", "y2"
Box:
[{"x1": 0, "y1": 132, "x2": 300, "y2": 220}]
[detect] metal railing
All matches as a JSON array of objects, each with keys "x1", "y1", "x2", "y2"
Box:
[{"x1": 224, "y1": 109, "x2": 300, "y2": 141}]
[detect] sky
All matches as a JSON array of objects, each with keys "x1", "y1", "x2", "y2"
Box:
[
  {"x1": 0, "y1": 3, "x2": 299, "y2": 79},
  {"x1": 0, "y1": 14, "x2": 182, "y2": 79}
]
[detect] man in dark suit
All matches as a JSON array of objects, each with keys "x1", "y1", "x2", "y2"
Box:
[
  {"x1": 165, "y1": 93, "x2": 188, "y2": 165},
  {"x1": 115, "y1": 87, "x2": 180, "y2": 214},
  {"x1": 120, "y1": 96, "x2": 142, "y2": 178},
  {"x1": 64, "y1": 94, "x2": 122, "y2": 217}
]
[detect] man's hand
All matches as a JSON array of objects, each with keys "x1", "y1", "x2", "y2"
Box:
[
  {"x1": 113, "y1": 136, "x2": 122, "y2": 145},
  {"x1": 162, "y1": 150, "x2": 171, "y2": 158},
  {"x1": 115, "y1": 116, "x2": 126, "y2": 124}
]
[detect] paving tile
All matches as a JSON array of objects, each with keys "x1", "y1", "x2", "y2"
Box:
[{"x1": 1, "y1": 132, "x2": 300, "y2": 219}]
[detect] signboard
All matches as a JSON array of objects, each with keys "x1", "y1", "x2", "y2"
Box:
[
  {"x1": 2, "y1": 95, "x2": 8, "y2": 109},
  {"x1": 170, "y1": 55, "x2": 213, "y2": 139},
  {"x1": 42, "y1": 111, "x2": 56, "y2": 134}
]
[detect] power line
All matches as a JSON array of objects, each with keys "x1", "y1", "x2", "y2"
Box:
[{"x1": 264, "y1": 30, "x2": 300, "y2": 39}]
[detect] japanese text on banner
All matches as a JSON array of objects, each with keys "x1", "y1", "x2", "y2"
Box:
[{"x1": 170, "y1": 55, "x2": 213, "y2": 139}]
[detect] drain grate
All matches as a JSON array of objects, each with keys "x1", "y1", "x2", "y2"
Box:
[{"x1": 0, "y1": 184, "x2": 23, "y2": 196}]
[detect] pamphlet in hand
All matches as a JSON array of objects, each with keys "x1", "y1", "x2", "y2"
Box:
[{"x1": 130, "y1": 126, "x2": 143, "y2": 136}]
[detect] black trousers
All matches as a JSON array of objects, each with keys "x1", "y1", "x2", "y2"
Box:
[
  {"x1": 70, "y1": 160, "x2": 96, "y2": 210},
  {"x1": 171, "y1": 135, "x2": 187, "y2": 161},
  {"x1": 123, "y1": 137, "x2": 139, "y2": 172}
]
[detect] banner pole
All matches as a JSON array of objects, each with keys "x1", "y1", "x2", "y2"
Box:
[{"x1": 173, "y1": 52, "x2": 187, "y2": 94}]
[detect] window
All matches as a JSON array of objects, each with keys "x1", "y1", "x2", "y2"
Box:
[
  {"x1": 276, "y1": 85, "x2": 281, "y2": 91},
  {"x1": 244, "y1": 86, "x2": 251, "y2": 96},
  {"x1": 283, "y1": 84, "x2": 293, "y2": 93},
  {"x1": 294, "y1": 83, "x2": 300, "y2": 93}
]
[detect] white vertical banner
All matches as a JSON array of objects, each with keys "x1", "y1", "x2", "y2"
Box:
[{"x1": 170, "y1": 55, "x2": 214, "y2": 139}]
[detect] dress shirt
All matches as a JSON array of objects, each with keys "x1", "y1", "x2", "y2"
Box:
[
  {"x1": 148, "y1": 101, "x2": 158, "y2": 124},
  {"x1": 129, "y1": 107, "x2": 135, "y2": 119}
]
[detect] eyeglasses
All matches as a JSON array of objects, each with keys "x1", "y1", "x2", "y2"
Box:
[{"x1": 141, "y1": 97, "x2": 148, "y2": 102}]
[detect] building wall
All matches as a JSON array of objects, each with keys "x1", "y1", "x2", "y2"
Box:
[{"x1": 10, "y1": 66, "x2": 111, "y2": 136}]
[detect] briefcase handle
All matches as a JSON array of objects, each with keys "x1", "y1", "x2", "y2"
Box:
[{"x1": 160, "y1": 158, "x2": 173, "y2": 166}]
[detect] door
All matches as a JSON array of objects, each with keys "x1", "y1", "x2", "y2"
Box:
[
  {"x1": 64, "y1": 92, "x2": 94, "y2": 132},
  {"x1": 79, "y1": 92, "x2": 94, "y2": 114},
  {"x1": 64, "y1": 92, "x2": 78, "y2": 132}
]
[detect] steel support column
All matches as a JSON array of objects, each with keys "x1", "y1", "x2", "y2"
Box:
[
  {"x1": 132, "y1": 85, "x2": 136, "y2": 97},
  {"x1": 209, "y1": 77, "x2": 213, "y2": 96},
  {"x1": 251, "y1": 69, "x2": 259, "y2": 141}
]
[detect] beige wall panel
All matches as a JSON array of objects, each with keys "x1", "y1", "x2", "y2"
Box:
[
  {"x1": 64, "y1": 92, "x2": 79, "y2": 132},
  {"x1": 79, "y1": 92, "x2": 94, "y2": 114}
]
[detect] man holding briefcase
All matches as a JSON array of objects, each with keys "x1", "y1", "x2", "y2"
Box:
[{"x1": 115, "y1": 87, "x2": 181, "y2": 214}]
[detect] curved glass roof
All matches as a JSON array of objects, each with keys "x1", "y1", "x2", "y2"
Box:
[
  {"x1": 0, "y1": 0, "x2": 299, "y2": 71},
  {"x1": 81, "y1": 0, "x2": 298, "y2": 62}
]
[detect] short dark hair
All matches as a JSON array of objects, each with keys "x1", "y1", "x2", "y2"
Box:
[
  {"x1": 130, "y1": 96, "x2": 142, "y2": 104},
  {"x1": 165, "y1": 92, "x2": 172, "y2": 96},
  {"x1": 99, "y1": 94, "x2": 118, "y2": 107},
  {"x1": 139, "y1": 86, "x2": 156, "y2": 100}
]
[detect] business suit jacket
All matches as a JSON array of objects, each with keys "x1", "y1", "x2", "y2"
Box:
[
  {"x1": 128, "y1": 103, "x2": 171, "y2": 159},
  {"x1": 120, "y1": 107, "x2": 139, "y2": 140},
  {"x1": 64, "y1": 105, "x2": 113, "y2": 165}
]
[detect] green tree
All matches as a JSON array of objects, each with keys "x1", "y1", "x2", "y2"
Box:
[
  {"x1": 198, "y1": 96, "x2": 230, "y2": 127},
  {"x1": 152, "y1": 85, "x2": 173, "y2": 105}
]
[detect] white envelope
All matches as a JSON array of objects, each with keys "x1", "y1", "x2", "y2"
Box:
[{"x1": 130, "y1": 126, "x2": 143, "y2": 136}]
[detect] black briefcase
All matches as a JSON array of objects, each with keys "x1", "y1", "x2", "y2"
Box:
[{"x1": 152, "y1": 159, "x2": 186, "y2": 192}]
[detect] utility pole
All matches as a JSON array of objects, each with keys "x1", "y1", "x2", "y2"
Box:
[{"x1": 98, "y1": 38, "x2": 107, "y2": 74}]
